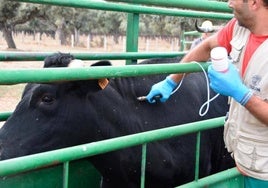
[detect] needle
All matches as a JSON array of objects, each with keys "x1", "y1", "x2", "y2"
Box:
[{"x1": 137, "y1": 96, "x2": 147, "y2": 101}]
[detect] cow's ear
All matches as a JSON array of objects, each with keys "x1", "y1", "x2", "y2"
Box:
[
  {"x1": 90, "y1": 60, "x2": 111, "y2": 89},
  {"x1": 67, "y1": 78, "x2": 108, "y2": 98},
  {"x1": 91, "y1": 60, "x2": 112, "y2": 67}
]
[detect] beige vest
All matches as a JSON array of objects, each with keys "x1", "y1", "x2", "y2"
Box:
[{"x1": 224, "y1": 22, "x2": 268, "y2": 180}]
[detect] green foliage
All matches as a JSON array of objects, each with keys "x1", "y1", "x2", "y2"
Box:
[
  {"x1": 0, "y1": 1, "x2": 218, "y2": 37},
  {"x1": 0, "y1": 1, "x2": 20, "y2": 21}
]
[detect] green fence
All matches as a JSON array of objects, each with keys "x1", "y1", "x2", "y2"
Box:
[
  {"x1": 0, "y1": 113, "x2": 243, "y2": 188},
  {"x1": 0, "y1": 0, "x2": 243, "y2": 187},
  {"x1": 0, "y1": 62, "x2": 244, "y2": 188}
]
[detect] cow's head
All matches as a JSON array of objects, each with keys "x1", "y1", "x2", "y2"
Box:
[{"x1": 0, "y1": 53, "x2": 111, "y2": 160}]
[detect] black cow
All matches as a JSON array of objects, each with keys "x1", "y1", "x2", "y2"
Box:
[{"x1": 0, "y1": 53, "x2": 234, "y2": 188}]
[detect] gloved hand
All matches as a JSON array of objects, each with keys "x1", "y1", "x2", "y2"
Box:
[
  {"x1": 146, "y1": 76, "x2": 177, "y2": 103},
  {"x1": 208, "y1": 63, "x2": 252, "y2": 105}
]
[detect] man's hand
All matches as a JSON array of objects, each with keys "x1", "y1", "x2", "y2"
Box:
[
  {"x1": 146, "y1": 76, "x2": 177, "y2": 103},
  {"x1": 208, "y1": 63, "x2": 252, "y2": 105}
]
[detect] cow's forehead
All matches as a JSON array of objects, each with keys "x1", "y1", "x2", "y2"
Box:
[
  {"x1": 24, "y1": 80, "x2": 100, "y2": 99},
  {"x1": 22, "y1": 83, "x2": 60, "y2": 100},
  {"x1": 25, "y1": 83, "x2": 54, "y2": 93},
  {"x1": 22, "y1": 83, "x2": 40, "y2": 98}
]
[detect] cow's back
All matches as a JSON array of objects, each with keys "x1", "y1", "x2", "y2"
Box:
[{"x1": 86, "y1": 64, "x2": 232, "y2": 187}]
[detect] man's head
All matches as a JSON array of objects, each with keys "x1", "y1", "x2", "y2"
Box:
[{"x1": 228, "y1": 0, "x2": 268, "y2": 33}]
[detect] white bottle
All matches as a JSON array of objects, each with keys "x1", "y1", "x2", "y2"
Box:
[{"x1": 210, "y1": 47, "x2": 229, "y2": 72}]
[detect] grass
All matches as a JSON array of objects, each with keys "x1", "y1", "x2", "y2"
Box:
[{"x1": 0, "y1": 84, "x2": 26, "y2": 112}]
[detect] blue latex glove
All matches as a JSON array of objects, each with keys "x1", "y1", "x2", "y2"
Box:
[
  {"x1": 208, "y1": 63, "x2": 252, "y2": 105},
  {"x1": 146, "y1": 76, "x2": 177, "y2": 103}
]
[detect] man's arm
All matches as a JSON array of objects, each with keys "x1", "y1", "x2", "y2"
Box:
[
  {"x1": 170, "y1": 33, "x2": 219, "y2": 83},
  {"x1": 208, "y1": 62, "x2": 268, "y2": 126},
  {"x1": 145, "y1": 33, "x2": 219, "y2": 103},
  {"x1": 245, "y1": 96, "x2": 268, "y2": 125}
]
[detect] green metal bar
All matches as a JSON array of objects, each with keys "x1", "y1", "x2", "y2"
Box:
[
  {"x1": 0, "y1": 117, "x2": 225, "y2": 177},
  {"x1": 0, "y1": 51, "x2": 185, "y2": 61},
  {"x1": 184, "y1": 41, "x2": 194, "y2": 44},
  {"x1": 106, "y1": 0, "x2": 232, "y2": 13},
  {"x1": 184, "y1": 31, "x2": 200, "y2": 36},
  {"x1": 181, "y1": 31, "x2": 201, "y2": 50},
  {"x1": 12, "y1": 0, "x2": 233, "y2": 20},
  {"x1": 194, "y1": 132, "x2": 201, "y2": 181},
  {"x1": 180, "y1": 30, "x2": 185, "y2": 51},
  {"x1": 176, "y1": 167, "x2": 242, "y2": 188},
  {"x1": 126, "y1": 13, "x2": 140, "y2": 65},
  {"x1": 140, "y1": 144, "x2": 147, "y2": 188},
  {"x1": 63, "y1": 162, "x2": 69, "y2": 188},
  {"x1": 0, "y1": 62, "x2": 209, "y2": 85},
  {"x1": 0, "y1": 112, "x2": 11, "y2": 121}
]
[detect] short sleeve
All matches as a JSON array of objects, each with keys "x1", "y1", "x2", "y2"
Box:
[{"x1": 217, "y1": 18, "x2": 237, "y2": 53}]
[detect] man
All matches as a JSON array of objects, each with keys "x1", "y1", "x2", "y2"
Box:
[
  {"x1": 146, "y1": 0, "x2": 268, "y2": 187},
  {"x1": 190, "y1": 20, "x2": 214, "y2": 49}
]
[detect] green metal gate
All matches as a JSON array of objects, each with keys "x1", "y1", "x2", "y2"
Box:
[{"x1": 0, "y1": 0, "x2": 243, "y2": 187}]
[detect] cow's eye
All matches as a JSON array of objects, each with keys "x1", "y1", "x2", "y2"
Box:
[{"x1": 41, "y1": 95, "x2": 55, "y2": 105}]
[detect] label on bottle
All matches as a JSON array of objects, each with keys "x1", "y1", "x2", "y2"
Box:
[{"x1": 210, "y1": 47, "x2": 229, "y2": 72}]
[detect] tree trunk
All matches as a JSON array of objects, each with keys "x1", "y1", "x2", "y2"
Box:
[
  {"x1": 74, "y1": 28, "x2": 80, "y2": 46},
  {"x1": 2, "y1": 24, "x2": 16, "y2": 49},
  {"x1": 113, "y1": 33, "x2": 120, "y2": 44},
  {"x1": 55, "y1": 18, "x2": 67, "y2": 45}
]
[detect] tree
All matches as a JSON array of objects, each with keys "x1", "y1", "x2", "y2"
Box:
[
  {"x1": 94, "y1": 11, "x2": 125, "y2": 44},
  {"x1": 0, "y1": 1, "x2": 44, "y2": 49},
  {"x1": 0, "y1": 1, "x2": 20, "y2": 49}
]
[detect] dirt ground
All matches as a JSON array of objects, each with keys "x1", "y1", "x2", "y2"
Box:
[{"x1": 0, "y1": 33, "x2": 181, "y2": 126}]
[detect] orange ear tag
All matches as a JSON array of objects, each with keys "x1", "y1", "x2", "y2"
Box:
[{"x1": 98, "y1": 78, "x2": 109, "y2": 89}]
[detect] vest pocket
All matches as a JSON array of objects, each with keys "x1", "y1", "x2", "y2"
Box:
[
  {"x1": 236, "y1": 139, "x2": 268, "y2": 173},
  {"x1": 236, "y1": 141, "x2": 254, "y2": 170},
  {"x1": 255, "y1": 145, "x2": 268, "y2": 172},
  {"x1": 230, "y1": 38, "x2": 244, "y2": 64}
]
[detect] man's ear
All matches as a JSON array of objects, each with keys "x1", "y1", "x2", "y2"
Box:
[{"x1": 251, "y1": 0, "x2": 261, "y2": 10}]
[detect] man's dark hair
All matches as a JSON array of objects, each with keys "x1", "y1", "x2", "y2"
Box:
[
  {"x1": 245, "y1": 0, "x2": 268, "y2": 7},
  {"x1": 263, "y1": 0, "x2": 268, "y2": 8}
]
